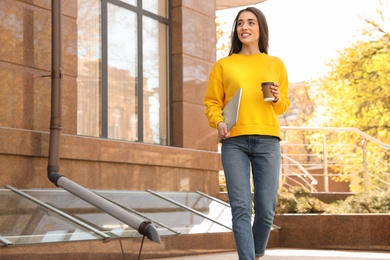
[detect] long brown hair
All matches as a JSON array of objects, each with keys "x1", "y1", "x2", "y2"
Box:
[{"x1": 228, "y1": 7, "x2": 269, "y2": 55}]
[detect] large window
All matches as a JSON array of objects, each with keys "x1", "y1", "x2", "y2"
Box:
[{"x1": 77, "y1": 0, "x2": 169, "y2": 145}]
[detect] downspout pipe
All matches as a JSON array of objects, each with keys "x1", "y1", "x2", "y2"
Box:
[
  {"x1": 47, "y1": 0, "x2": 63, "y2": 185},
  {"x1": 47, "y1": 0, "x2": 160, "y2": 243}
]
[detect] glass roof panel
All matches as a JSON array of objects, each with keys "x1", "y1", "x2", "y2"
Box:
[
  {"x1": 22, "y1": 189, "x2": 175, "y2": 237},
  {"x1": 0, "y1": 190, "x2": 101, "y2": 246},
  {"x1": 0, "y1": 188, "x2": 232, "y2": 247},
  {"x1": 153, "y1": 191, "x2": 232, "y2": 229},
  {"x1": 97, "y1": 190, "x2": 232, "y2": 234}
]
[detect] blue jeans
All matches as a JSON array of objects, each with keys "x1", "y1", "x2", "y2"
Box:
[{"x1": 221, "y1": 135, "x2": 281, "y2": 260}]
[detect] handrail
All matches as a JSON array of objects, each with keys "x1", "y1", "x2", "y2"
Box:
[
  {"x1": 281, "y1": 154, "x2": 318, "y2": 192},
  {"x1": 281, "y1": 126, "x2": 390, "y2": 150},
  {"x1": 279, "y1": 126, "x2": 390, "y2": 192},
  {"x1": 216, "y1": 127, "x2": 389, "y2": 192},
  {"x1": 281, "y1": 154, "x2": 318, "y2": 186}
]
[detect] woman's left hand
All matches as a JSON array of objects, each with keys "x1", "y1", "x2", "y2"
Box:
[{"x1": 271, "y1": 83, "x2": 279, "y2": 102}]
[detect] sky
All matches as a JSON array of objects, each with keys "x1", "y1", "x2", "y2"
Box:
[{"x1": 217, "y1": 0, "x2": 388, "y2": 83}]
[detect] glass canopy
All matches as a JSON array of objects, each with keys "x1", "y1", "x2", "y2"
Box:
[{"x1": 0, "y1": 186, "x2": 233, "y2": 247}]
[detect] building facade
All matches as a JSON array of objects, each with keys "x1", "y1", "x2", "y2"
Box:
[{"x1": 0, "y1": 0, "x2": 238, "y2": 196}]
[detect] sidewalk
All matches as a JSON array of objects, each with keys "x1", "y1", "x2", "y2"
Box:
[{"x1": 149, "y1": 248, "x2": 390, "y2": 260}]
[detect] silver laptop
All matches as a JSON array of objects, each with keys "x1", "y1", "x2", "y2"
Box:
[{"x1": 223, "y1": 88, "x2": 242, "y2": 131}]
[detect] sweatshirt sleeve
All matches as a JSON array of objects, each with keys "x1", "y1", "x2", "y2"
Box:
[
  {"x1": 204, "y1": 62, "x2": 225, "y2": 129},
  {"x1": 272, "y1": 59, "x2": 290, "y2": 115}
]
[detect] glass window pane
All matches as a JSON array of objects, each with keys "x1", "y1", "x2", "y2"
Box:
[
  {"x1": 143, "y1": 0, "x2": 168, "y2": 18},
  {"x1": 120, "y1": 0, "x2": 136, "y2": 6},
  {"x1": 107, "y1": 4, "x2": 138, "y2": 141},
  {"x1": 77, "y1": 0, "x2": 101, "y2": 137},
  {"x1": 143, "y1": 17, "x2": 168, "y2": 145},
  {"x1": 77, "y1": 0, "x2": 170, "y2": 144}
]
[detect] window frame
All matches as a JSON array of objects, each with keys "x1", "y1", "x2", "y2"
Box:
[{"x1": 100, "y1": 0, "x2": 171, "y2": 144}]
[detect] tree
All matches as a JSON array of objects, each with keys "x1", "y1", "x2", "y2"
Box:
[
  {"x1": 279, "y1": 82, "x2": 318, "y2": 172},
  {"x1": 310, "y1": 2, "x2": 390, "y2": 141},
  {"x1": 307, "y1": 2, "x2": 390, "y2": 192},
  {"x1": 215, "y1": 16, "x2": 230, "y2": 60}
]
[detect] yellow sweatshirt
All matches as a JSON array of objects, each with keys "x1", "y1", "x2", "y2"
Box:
[{"x1": 204, "y1": 53, "x2": 290, "y2": 140}]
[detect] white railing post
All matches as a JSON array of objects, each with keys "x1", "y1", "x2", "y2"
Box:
[
  {"x1": 362, "y1": 139, "x2": 368, "y2": 192},
  {"x1": 281, "y1": 142, "x2": 288, "y2": 189},
  {"x1": 323, "y1": 134, "x2": 329, "y2": 192}
]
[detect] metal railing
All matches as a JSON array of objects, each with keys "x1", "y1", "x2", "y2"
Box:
[
  {"x1": 218, "y1": 127, "x2": 390, "y2": 193},
  {"x1": 280, "y1": 153, "x2": 318, "y2": 192},
  {"x1": 279, "y1": 126, "x2": 390, "y2": 193}
]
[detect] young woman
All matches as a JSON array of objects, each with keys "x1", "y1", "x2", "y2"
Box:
[{"x1": 204, "y1": 7, "x2": 290, "y2": 260}]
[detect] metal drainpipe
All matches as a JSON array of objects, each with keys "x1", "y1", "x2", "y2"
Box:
[
  {"x1": 47, "y1": 0, "x2": 160, "y2": 243},
  {"x1": 47, "y1": 0, "x2": 63, "y2": 185}
]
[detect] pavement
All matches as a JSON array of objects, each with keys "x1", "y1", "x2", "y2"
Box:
[{"x1": 149, "y1": 248, "x2": 390, "y2": 260}]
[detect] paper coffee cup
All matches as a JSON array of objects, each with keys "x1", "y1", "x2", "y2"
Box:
[{"x1": 261, "y1": 82, "x2": 276, "y2": 102}]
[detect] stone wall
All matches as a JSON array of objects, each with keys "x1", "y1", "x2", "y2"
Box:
[
  {"x1": 0, "y1": 0, "x2": 222, "y2": 194},
  {"x1": 273, "y1": 214, "x2": 390, "y2": 251}
]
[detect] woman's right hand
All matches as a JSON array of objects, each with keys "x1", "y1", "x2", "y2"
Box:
[{"x1": 218, "y1": 122, "x2": 230, "y2": 140}]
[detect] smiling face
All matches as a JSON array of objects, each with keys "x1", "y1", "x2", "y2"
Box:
[{"x1": 236, "y1": 11, "x2": 260, "y2": 48}]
